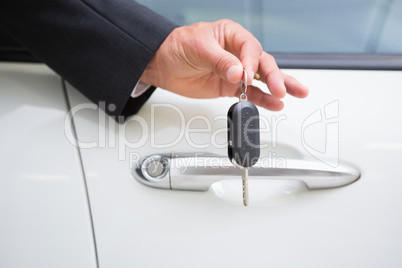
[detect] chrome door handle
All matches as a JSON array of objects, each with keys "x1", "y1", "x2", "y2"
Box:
[{"x1": 132, "y1": 153, "x2": 360, "y2": 191}]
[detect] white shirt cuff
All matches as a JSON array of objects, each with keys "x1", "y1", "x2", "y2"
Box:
[{"x1": 131, "y1": 81, "x2": 152, "y2": 98}]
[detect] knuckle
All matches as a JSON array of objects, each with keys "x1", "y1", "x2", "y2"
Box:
[
  {"x1": 256, "y1": 43, "x2": 263, "y2": 55},
  {"x1": 217, "y1": 19, "x2": 233, "y2": 25},
  {"x1": 214, "y1": 54, "x2": 232, "y2": 71},
  {"x1": 265, "y1": 53, "x2": 275, "y2": 63}
]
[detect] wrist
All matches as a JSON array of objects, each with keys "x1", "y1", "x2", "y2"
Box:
[
  {"x1": 140, "y1": 27, "x2": 179, "y2": 88},
  {"x1": 140, "y1": 56, "x2": 160, "y2": 87}
]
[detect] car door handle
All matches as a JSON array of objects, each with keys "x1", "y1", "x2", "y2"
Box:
[{"x1": 132, "y1": 153, "x2": 360, "y2": 191}]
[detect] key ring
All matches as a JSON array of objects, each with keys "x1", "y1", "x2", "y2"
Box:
[{"x1": 239, "y1": 69, "x2": 248, "y2": 101}]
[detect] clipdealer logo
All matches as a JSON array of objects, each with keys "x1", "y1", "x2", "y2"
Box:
[
  {"x1": 64, "y1": 102, "x2": 286, "y2": 161},
  {"x1": 64, "y1": 100, "x2": 340, "y2": 167},
  {"x1": 301, "y1": 100, "x2": 339, "y2": 167}
]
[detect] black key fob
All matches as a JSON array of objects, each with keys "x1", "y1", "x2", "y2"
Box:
[{"x1": 227, "y1": 100, "x2": 260, "y2": 168}]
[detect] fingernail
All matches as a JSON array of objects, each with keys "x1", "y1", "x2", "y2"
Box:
[{"x1": 226, "y1": 64, "x2": 242, "y2": 82}]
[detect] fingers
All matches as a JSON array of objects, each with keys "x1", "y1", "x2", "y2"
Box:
[
  {"x1": 208, "y1": 46, "x2": 243, "y2": 83},
  {"x1": 174, "y1": 20, "x2": 308, "y2": 104},
  {"x1": 221, "y1": 20, "x2": 262, "y2": 85},
  {"x1": 283, "y1": 73, "x2": 309, "y2": 98},
  {"x1": 221, "y1": 21, "x2": 307, "y2": 101},
  {"x1": 243, "y1": 85, "x2": 284, "y2": 111},
  {"x1": 220, "y1": 79, "x2": 284, "y2": 111},
  {"x1": 258, "y1": 52, "x2": 286, "y2": 99},
  {"x1": 199, "y1": 35, "x2": 243, "y2": 83},
  {"x1": 258, "y1": 52, "x2": 309, "y2": 99},
  {"x1": 199, "y1": 21, "x2": 260, "y2": 84},
  {"x1": 239, "y1": 38, "x2": 262, "y2": 85}
]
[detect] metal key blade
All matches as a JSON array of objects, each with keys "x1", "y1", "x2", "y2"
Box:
[{"x1": 242, "y1": 167, "x2": 249, "y2": 206}]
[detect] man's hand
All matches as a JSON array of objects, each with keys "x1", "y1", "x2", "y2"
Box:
[{"x1": 140, "y1": 19, "x2": 308, "y2": 111}]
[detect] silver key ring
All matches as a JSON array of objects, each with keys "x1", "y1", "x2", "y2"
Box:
[{"x1": 239, "y1": 69, "x2": 248, "y2": 101}]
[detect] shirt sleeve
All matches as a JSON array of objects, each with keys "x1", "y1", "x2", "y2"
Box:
[{"x1": 131, "y1": 81, "x2": 152, "y2": 98}]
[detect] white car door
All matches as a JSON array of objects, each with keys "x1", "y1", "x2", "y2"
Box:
[
  {"x1": 0, "y1": 63, "x2": 97, "y2": 268},
  {"x1": 66, "y1": 68, "x2": 402, "y2": 267}
]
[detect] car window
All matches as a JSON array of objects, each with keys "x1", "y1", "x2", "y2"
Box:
[{"x1": 137, "y1": 0, "x2": 402, "y2": 54}]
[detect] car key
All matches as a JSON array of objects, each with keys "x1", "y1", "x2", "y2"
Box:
[{"x1": 227, "y1": 70, "x2": 260, "y2": 206}]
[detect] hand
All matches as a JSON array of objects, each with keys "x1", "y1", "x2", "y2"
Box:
[{"x1": 140, "y1": 19, "x2": 308, "y2": 111}]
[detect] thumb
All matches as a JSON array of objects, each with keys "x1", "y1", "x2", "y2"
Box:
[{"x1": 201, "y1": 41, "x2": 243, "y2": 83}]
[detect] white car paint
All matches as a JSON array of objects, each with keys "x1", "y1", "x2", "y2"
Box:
[
  {"x1": 1, "y1": 62, "x2": 401, "y2": 267},
  {"x1": 65, "y1": 68, "x2": 402, "y2": 267},
  {"x1": 0, "y1": 63, "x2": 97, "y2": 268}
]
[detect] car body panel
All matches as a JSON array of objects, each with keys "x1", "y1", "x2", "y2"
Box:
[
  {"x1": 66, "y1": 69, "x2": 402, "y2": 267},
  {"x1": 0, "y1": 63, "x2": 97, "y2": 268}
]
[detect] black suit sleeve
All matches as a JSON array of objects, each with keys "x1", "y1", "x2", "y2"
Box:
[{"x1": 0, "y1": 0, "x2": 177, "y2": 120}]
